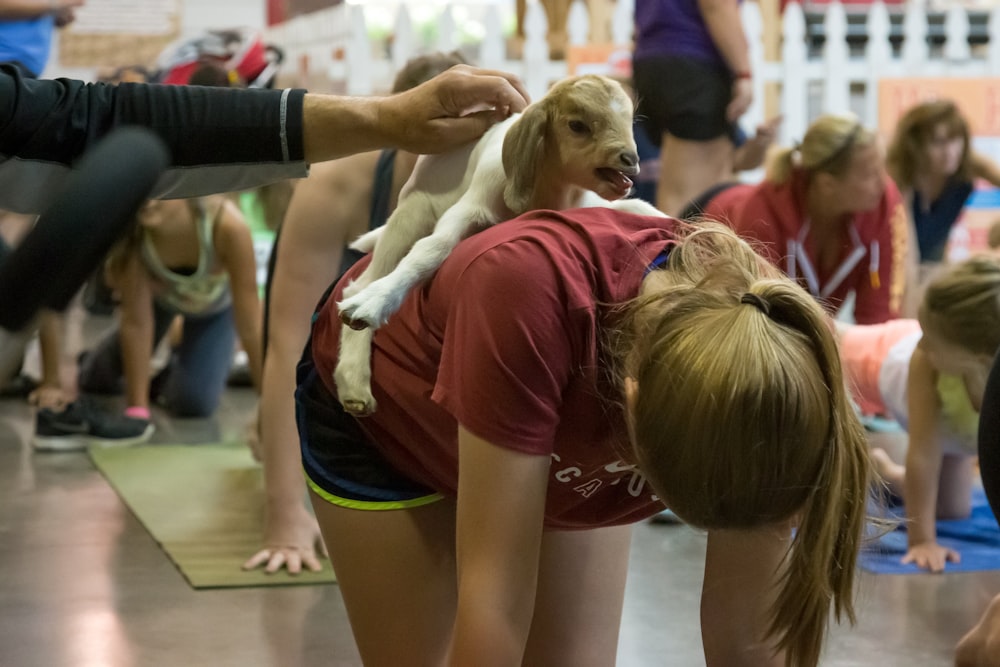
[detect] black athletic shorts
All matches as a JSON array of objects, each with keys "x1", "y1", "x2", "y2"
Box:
[
  {"x1": 633, "y1": 55, "x2": 735, "y2": 143},
  {"x1": 295, "y1": 283, "x2": 441, "y2": 510}
]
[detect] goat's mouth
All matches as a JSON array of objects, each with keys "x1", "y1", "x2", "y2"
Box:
[{"x1": 595, "y1": 167, "x2": 635, "y2": 198}]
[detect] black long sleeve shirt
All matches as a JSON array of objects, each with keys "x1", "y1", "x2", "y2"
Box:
[{"x1": 0, "y1": 64, "x2": 308, "y2": 213}]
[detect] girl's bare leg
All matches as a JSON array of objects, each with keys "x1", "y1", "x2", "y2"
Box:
[
  {"x1": 310, "y1": 493, "x2": 458, "y2": 666},
  {"x1": 523, "y1": 525, "x2": 633, "y2": 667},
  {"x1": 936, "y1": 454, "x2": 977, "y2": 519},
  {"x1": 656, "y1": 134, "x2": 734, "y2": 218},
  {"x1": 871, "y1": 447, "x2": 906, "y2": 497}
]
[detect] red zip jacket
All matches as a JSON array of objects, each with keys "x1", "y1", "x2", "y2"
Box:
[{"x1": 704, "y1": 171, "x2": 907, "y2": 324}]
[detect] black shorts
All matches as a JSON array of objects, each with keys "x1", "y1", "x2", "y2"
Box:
[
  {"x1": 633, "y1": 55, "x2": 734, "y2": 143},
  {"x1": 295, "y1": 288, "x2": 441, "y2": 510}
]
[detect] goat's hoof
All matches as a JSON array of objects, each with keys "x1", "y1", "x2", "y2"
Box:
[
  {"x1": 342, "y1": 399, "x2": 375, "y2": 416},
  {"x1": 339, "y1": 312, "x2": 370, "y2": 330}
]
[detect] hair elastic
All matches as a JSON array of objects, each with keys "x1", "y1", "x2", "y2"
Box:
[{"x1": 740, "y1": 292, "x2": 771, "y2": 315}]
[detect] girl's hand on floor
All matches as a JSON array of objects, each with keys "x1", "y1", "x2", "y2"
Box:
[
  {"x1": 28, "y1": 384, "x2": 68, "y2": 411},
  {"x1": 902, "y1": 541, "x2": 960, "y2": 573},
  {"x1": 242, "y1": 502, "x2": 328, "y2": 574}
]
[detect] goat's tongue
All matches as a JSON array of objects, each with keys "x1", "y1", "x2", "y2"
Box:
[{"x1": 598, "y1": 168, "x2": 634, "y2": 196}]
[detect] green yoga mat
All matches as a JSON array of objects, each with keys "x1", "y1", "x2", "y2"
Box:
[{"x1": 89, "y1": 443, "x2": 336, "y2": 589}]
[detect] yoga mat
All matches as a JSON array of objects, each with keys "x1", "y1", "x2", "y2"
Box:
[
  {"x1": 89, "y1": 443, "x2": 337, "y2": 589},
  {"x1": 860, "y1": 487, "x2": 1000, "y2": 574}
]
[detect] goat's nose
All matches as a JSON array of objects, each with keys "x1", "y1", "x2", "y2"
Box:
[{"x1": 620, "y1": 151, "x2": 639, "y2": 169}]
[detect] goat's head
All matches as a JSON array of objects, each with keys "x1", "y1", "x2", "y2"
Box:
[{"x1": 502, "y1": 74, "x2": 639, "y2": 214}]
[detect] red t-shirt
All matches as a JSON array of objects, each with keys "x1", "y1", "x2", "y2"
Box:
[
  {"x1": 704, "y1": 172, "x2": 907, "y2": 324},
  {"x1": 311, "y1": 208, "x2": 678, "y2": 529}
]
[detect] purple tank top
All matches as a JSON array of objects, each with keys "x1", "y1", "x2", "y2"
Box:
[{"x1": 633, "y1": 0, "x2": 728, "y2": 67}]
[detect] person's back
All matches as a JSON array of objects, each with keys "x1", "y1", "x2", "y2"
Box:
[
  {"x1": 633, "y1": 0, "x2": 725, "y2": 66},
  {"x1": 308, "y1": 208, "x2": 675, "y2": 527}
]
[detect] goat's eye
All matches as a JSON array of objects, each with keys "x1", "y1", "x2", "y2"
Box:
[{"x1": 568, "y1": 120, "x2": 590, "y2": 134}]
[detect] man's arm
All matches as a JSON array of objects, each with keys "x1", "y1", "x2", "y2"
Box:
[
  {"x1": 0, "y1": 63, "x2": 527, "y2": 214},
  {"x1": 302, "y1": 64, "x2": 529, "y2": 162},
  {"x1": 0, "y1": 65, "x2": 308, "y2": 212}
]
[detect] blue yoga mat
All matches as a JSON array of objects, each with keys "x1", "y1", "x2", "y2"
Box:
[{"x1": 860, "y1": 487, "x2": 1000, "y2": 574}]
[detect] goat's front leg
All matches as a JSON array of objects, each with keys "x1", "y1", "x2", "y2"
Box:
[
  {"x1": 338, "y1": 200, "x2": 498, "y2": 329},
  {"x1": 333, "y1": 323, "x2": 377, "y2": 416},
  {"x1": 339, "y1": 191, "x2": 439, "y2": 304}
]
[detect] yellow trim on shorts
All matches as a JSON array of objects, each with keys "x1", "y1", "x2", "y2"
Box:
[{"x1": 304, "y1": 471, "x2": 444, "y2": 511}]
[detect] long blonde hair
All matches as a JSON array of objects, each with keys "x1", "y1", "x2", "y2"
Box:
[
  {"x1": 614, "y1": 224, "x2": 871, "y2": 667},
  {"x1": 766, "y1": 113, "x2": 877, "y2": 185},
  {"x1": 919, "y1": 254, "x2": 1000, "y2": 357}
]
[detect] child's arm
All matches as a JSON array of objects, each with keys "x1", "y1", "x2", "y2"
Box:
[
  {"x1": 214, "y1": 199, "x2": 263, "y2": 392},
  {"x1": 243, "y1": 157, "x2": 370, "y2": 573},
  {"x1": 116, "y1": 253, "x2": 156, "y2": 410},
  {"x1": 449, "y1": 425, "x2": 550, "y2": 665},
  {"x1": 901, "y1": 346, "x2": 960, "y2": 572},
  {"x1": 28, "y1": 310, "x2": 68, "y2": 409},
  {"x1": 701, "y1": 526, "x2": 788, "y2": 666}
]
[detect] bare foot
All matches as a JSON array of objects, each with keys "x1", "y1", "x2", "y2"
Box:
[{"x1": 871, "y1": 447, "x2": 905, "y2": 495}]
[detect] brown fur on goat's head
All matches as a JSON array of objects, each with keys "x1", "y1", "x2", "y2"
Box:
[{"x1": 502, "y1": 75, "x2": 639, "y2": 215}]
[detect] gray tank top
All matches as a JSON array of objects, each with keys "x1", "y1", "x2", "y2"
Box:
[{"x1": 141, "y1": 201, "x2": 231, "y2": 315}]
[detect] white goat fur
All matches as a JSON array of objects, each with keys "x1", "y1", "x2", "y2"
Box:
[{"x1": 334, "y1": 74, "x2": 666, "y2": 415}]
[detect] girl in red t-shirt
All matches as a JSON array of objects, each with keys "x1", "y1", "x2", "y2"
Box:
[{"x1": 299, "y1": 212, "x2": 871, "y2": 667}]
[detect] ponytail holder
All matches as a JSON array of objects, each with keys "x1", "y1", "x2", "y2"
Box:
[{"x1": 740, "y1": 292, "x2": 771, "y2": 316}]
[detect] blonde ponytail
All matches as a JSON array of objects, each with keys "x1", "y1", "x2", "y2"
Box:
[
  {"x1": 765, "y1": 145, "x2": 798, "y2": 185},
  {"x1": 615, "y1": 223, "x2": 870, "y2": 666},
  {"x1": 757, "y1": 284, "x2": 871, "y2": 667},
  {"x1": 766, "y1": 113, "x2": 876, "y2": 186}
]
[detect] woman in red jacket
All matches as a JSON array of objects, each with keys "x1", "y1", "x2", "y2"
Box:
[{"x1": 700, "y1": 113, "x2": 910, "y2": 324}]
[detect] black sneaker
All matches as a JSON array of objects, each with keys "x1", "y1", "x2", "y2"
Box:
[
  {"x1": 32, "y1": 401, "x2": 154, "y2": 452},
  {"x1": 0, "y1": 373, "x2": 38, "y2": 399}
]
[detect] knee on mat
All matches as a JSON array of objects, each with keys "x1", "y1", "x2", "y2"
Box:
[{"x1": 163, "y1": 393, "x2": 219, "y2": 419}]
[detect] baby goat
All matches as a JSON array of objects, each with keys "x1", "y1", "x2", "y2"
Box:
[{"x1": 334, "y1": 74, "x2": 665, "y2": 416}]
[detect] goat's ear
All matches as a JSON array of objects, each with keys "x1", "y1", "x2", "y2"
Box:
[{"x1": 501, "y1": 103, "x2": 546, "y2": 215}]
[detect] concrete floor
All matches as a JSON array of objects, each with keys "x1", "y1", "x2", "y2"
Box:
[{"x1": 0, "y1": 312, "x2": 997, "y2": 667}]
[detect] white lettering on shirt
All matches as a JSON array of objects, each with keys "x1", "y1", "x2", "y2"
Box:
[
  {"x1": 574, "y1": 479, "x2": 603, "y2": 498},
  {"x1": 555, "y1": 466, "x2": 583, "y2": 482}
]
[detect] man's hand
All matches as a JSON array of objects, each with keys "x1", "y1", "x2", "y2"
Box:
[{"x1": 378, "y1": 65, "x2": 530, "y2": 154}]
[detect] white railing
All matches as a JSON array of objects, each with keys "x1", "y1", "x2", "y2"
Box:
[{"x1": 265, "y1": 0, "x2": 1000, "y2": 146}]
